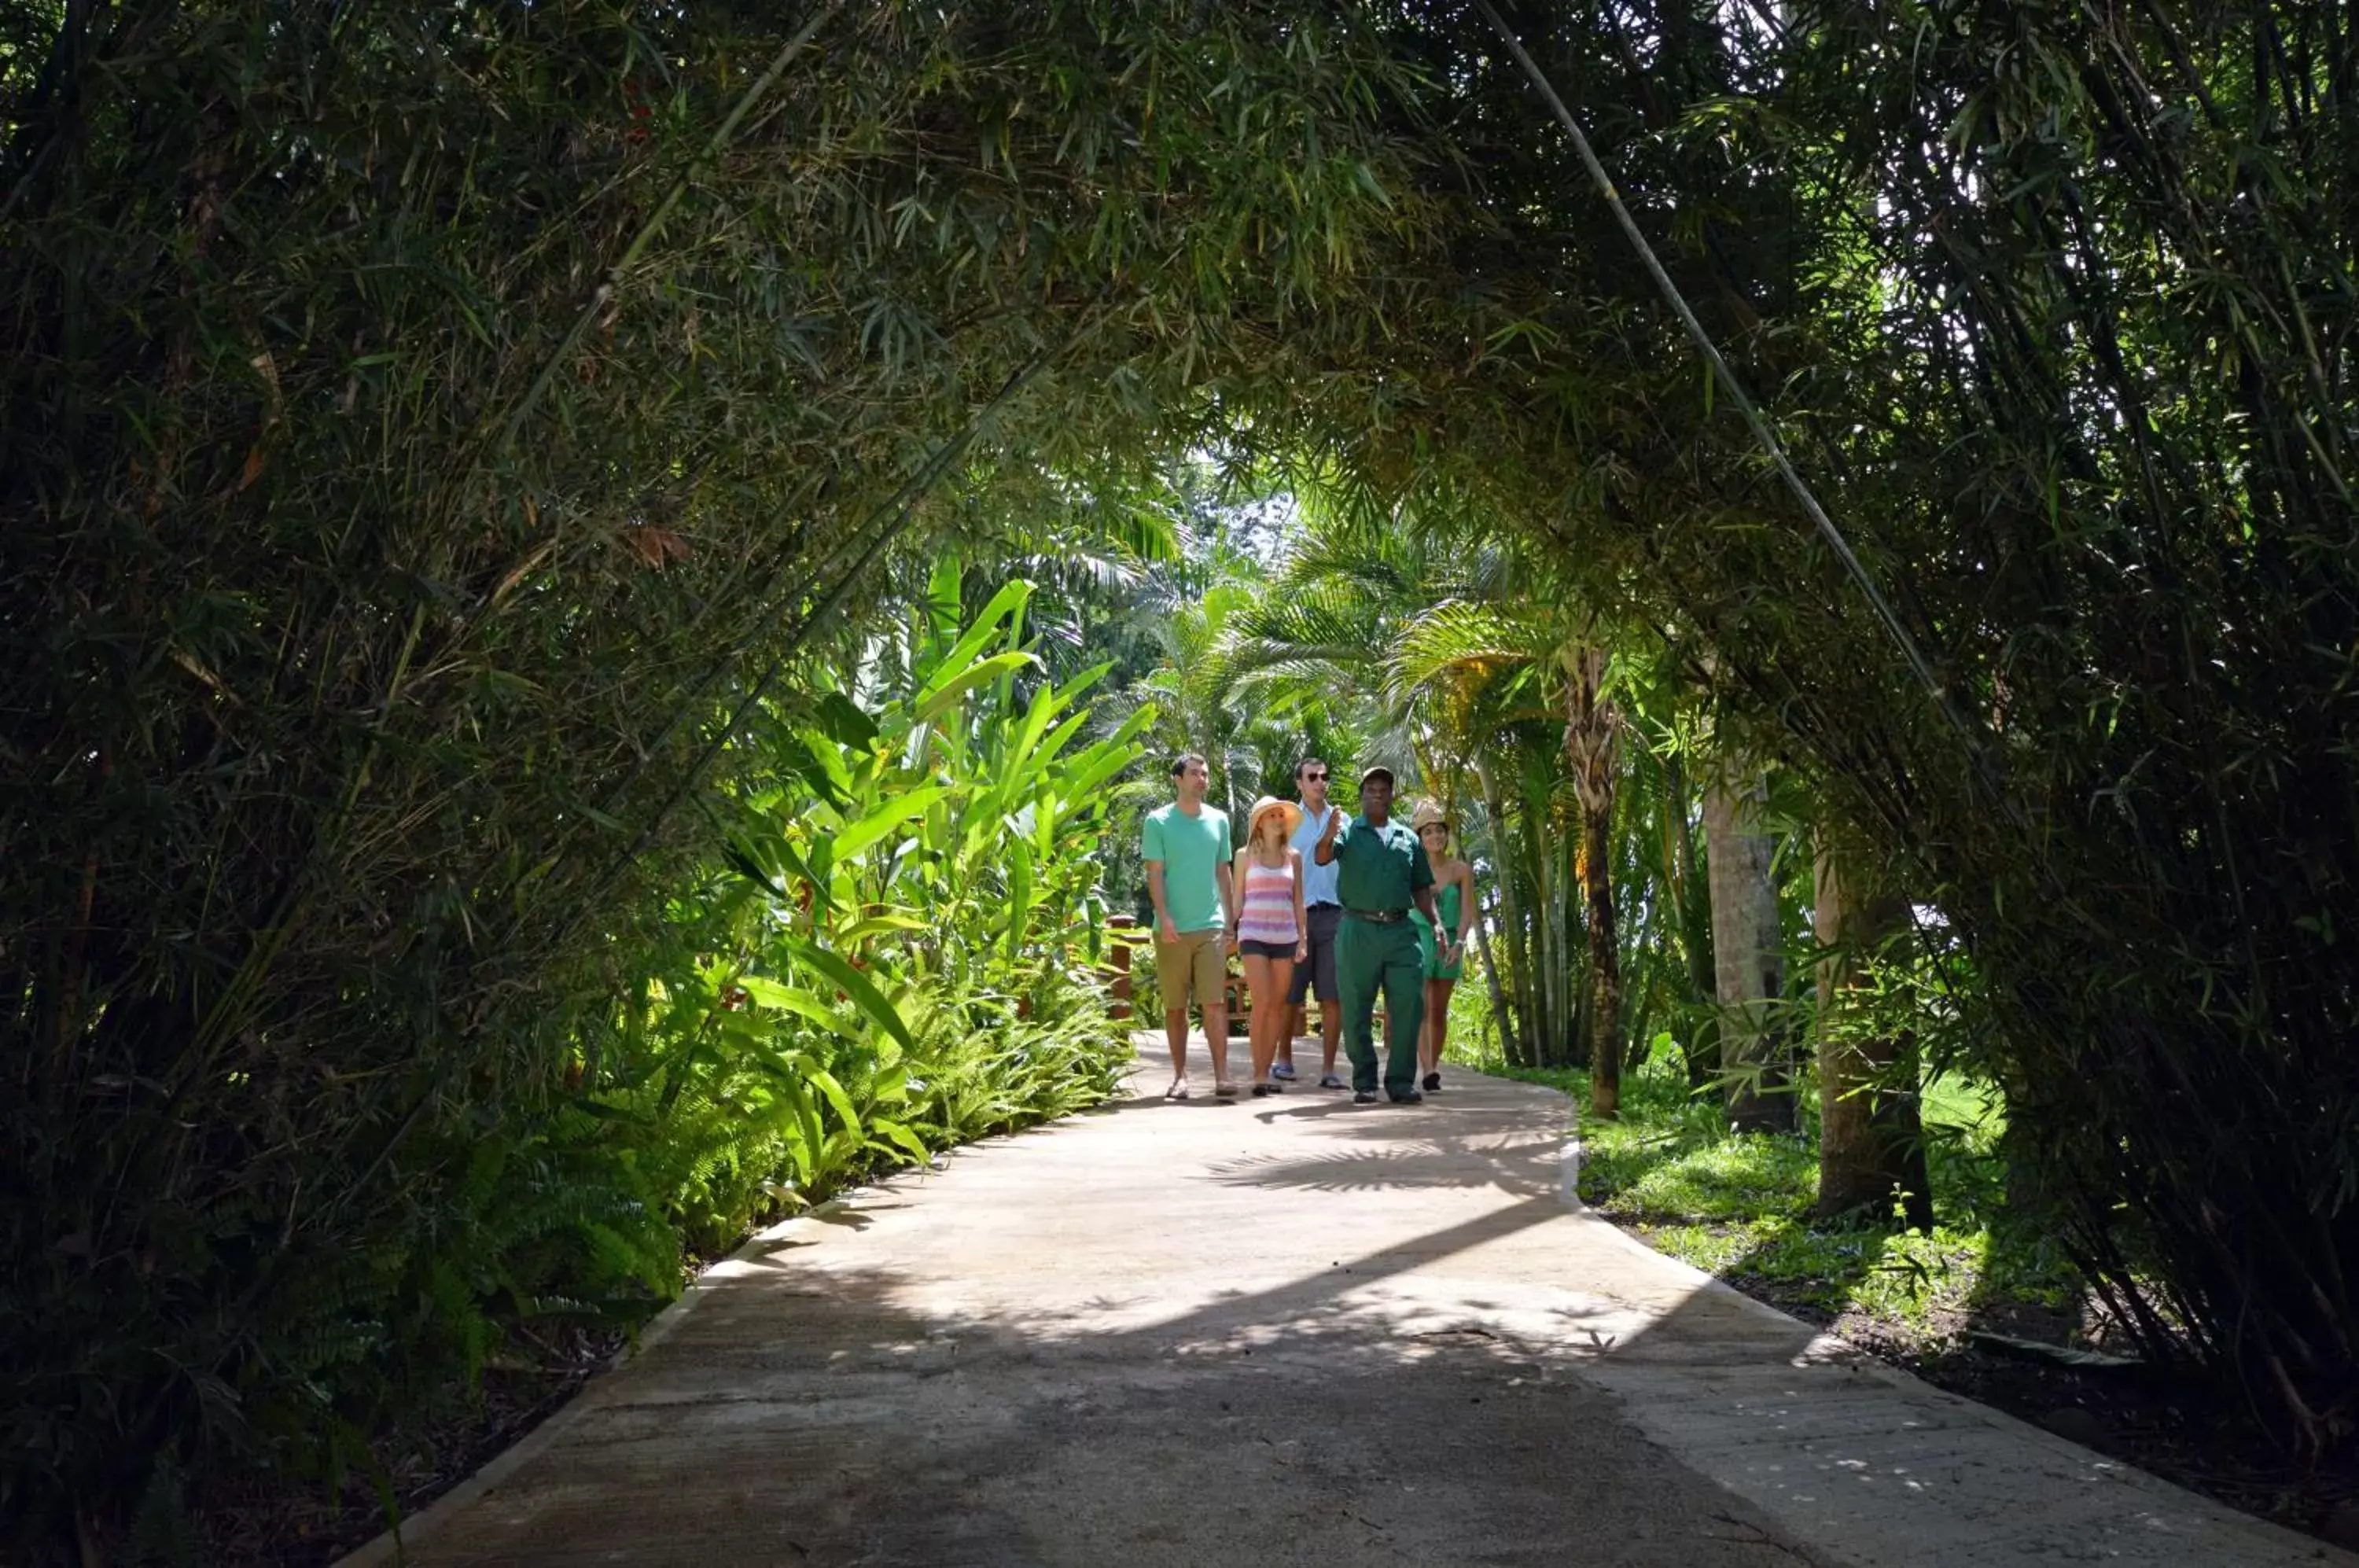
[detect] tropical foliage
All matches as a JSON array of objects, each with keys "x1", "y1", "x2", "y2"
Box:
[
  {"x1": 9, "y1": 0, "x2": 2359, "y2": 1547},
  {"x1": 1, "y1": 569, "x2": 1142, "y2": 1544},
  {"x1": 618, "y1": 572, "x2": 1146, "y2": 1257}
]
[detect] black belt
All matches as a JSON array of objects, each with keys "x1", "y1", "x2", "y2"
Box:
[
  {"x1": 1308, "y1": 900, "x2": 1341, "y2": 910},
  {"x1": 1345, "y1": 907, "x2": 1408, "y2": 923}
]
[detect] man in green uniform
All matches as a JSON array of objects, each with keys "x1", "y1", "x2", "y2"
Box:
[{"x1": 1315, "y1": 764, "x2": 1438, "y2": 1104}]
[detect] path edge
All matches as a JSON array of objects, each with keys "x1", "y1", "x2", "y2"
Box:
[{"x1": 330, "y1": 1187, "x2": 867, "y2": 1568}]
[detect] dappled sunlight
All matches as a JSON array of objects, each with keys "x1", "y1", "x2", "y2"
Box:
[
  {"x1": 1202, "y1": 1132, "x2": 1563, "y2": 1198},
  {"x1": 361, "y1": 1055, "x2": 2336, "y2": 1568},
  {"x1": 683, "y1": 1198, "x2": 1728, "y2": 1381},
  {"x1": 1589, "y1": 1127, "x2": 1820, "y2": 1223},
  {"x1": 672, "y1": 1058, "x2": 1779, "y2": 1383}
]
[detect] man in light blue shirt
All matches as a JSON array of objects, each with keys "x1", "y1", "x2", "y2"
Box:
[
  {"x1": 1278, "y1": 756, "x2": 1347, "y2": 1088},
  {"x1": 1142, "y1": 753, "x2": 1238, "y2": 1099}
]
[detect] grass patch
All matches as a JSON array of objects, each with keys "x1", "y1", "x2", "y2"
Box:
[{"x1": 1456, "y1": 1037, "x2": 2078, "y2": 1352}]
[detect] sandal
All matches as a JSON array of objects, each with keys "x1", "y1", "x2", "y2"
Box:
[
  {"x1": 1164, "y1": 1080, "x2": 1190, "y2": 1101},
  {"x1": 1251, "y1": 1083, "x2": 1272, "y2": 1098},
  {"x1": 1214, "y1": 1081, "x2": 1240, "y2": 1099}
]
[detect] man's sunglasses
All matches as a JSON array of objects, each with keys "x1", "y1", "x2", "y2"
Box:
[{"x1": 1301, "y1": 770, "x2": 1328, "y2": 781}]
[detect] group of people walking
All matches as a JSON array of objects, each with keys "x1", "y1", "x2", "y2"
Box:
[{"x1": 1141, "y1": 754, "x2": 1477, "y2": 1105}]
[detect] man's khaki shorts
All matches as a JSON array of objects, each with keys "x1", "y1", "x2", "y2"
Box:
[{"x1": 1155, "y1": 929, "x2": 1227, "y2": 1014}]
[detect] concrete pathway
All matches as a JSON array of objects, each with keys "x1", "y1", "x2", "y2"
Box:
[{"x1": 348, "y1": 1040, "x2": 2354, "y2": 1567}]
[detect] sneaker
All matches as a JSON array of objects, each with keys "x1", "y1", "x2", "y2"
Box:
[
  {"x1": 1422, "y1": 1072, "x2": 1441, "y2": 1093},
  {"x1": 1319, "y1": 1073, "x2": 1345, "y2": 1090},
  {"x1": 1388, "y1": 1090, "x2": 1424, "y2": 1105},
  {"x1": 1352, "y1": 1089, "x2": 1379, "y2": 1104},
  {"x1": 1271, "y1": 1062, "x2": 1298, "y2": 1081}
]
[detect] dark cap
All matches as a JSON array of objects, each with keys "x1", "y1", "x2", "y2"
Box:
[{"x1": 1359, "y1": 764, "x2": 1395, "y2": 788}]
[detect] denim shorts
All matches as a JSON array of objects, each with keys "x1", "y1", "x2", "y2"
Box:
[{"x1": 1286, "y1": 904, "x2": 1343, "y2": 1003}]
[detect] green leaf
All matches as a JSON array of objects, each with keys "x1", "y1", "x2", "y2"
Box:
[
  {"x1": 918, "y1": 578, "x2": 1032, "y2": 700},
  {"x1": 735, "y1": 975, "x2": 852, "y2": 1034},
  {"x1": 788, "y1": 939, "x2": 916, "y2": 1054},
  {"x1": 1006, "y1": 838, "x2": 1033, "y2": 959},
  {"x1": 813, "y1": 691, "x2": 881, "y2": 751},
  {"x1": 805, "y1": 1066, "x2": 863, "y2": 1138},
  {"x1": 838, "y1": 912, "x2": 929, "y2": 944},
  {"x1": 867, "y1": 1116, "x2": 933, "y2": 1164},
  {"x1": 744, "y1": 1046, "x2": 826, "y2": 1172},
  {"x1": 1056, "y1": 719, "x2": 1152, "y2": 801},
  {"x1": 832, "y1": 785, "x2": 953, "y2": 861},
  {"x1": 770, "y1": 731, "x2": 847, "y2": 810},
  {"x1": 915, "y1": 651, "x2": 1036, "y2": 725}
]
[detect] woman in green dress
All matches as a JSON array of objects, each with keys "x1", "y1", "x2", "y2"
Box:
[{"x1": 1408, "y1": 801, "x2": 1478, "y2": 1093}]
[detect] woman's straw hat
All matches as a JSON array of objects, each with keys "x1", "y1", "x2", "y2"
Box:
[
  {"x1": 1246, "y1": 795, "x2": 1304, "y2": 841},
  {"x1": 1410, "y1": 800, "x2": 1450, "y2": 834}
]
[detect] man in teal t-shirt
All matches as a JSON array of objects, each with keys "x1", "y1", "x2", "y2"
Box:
[
  {"x1": 1314, "y1": 764, "x2": 1437, "y2": 1103},
  {"x1": 1142, "y1": 753, "x2": 1236, "y2": 1099}
]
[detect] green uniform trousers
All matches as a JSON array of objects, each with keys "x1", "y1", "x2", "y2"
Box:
[{"x1": 1338, "y1": 913, "x2": 1425, "y2": 1097}]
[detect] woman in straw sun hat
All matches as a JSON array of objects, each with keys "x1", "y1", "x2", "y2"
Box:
[
  {"x1": 1229, "y1": 795, "x2": 1309, "y2": 1096},
  {"x1": 1408, "y1": 801, "x2": 1478, "y2": 1093}
]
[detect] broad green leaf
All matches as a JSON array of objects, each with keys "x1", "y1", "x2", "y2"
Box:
[
  {"x1": 745, "y1": 1045, "x2": 825, "y2": 1168},
  {"x1": 1057, "y1": 734, "x2": 1149, "y2": 804},
  {"x1": 915, "y1": 651, "x2": 1035, "y2": 725},
  {"x1": 833, "y1": 786, "x2": 951, "y2": 861},
  {"x1": 1006, "y1": 838, "x2": 1033, "y2": 959},
  {"x1": 813, "y1": 691, "x2": 880, "y2": 751},
  {"x1": 770, "y1": 731, "x2": 847, "y2": 810},
  {"x1": 736, "y1": 975, "x2": 852, "y2": 1034},
  {"x1": 918, "y1": 578, "x2": 1032, "y2": 700},
  {"x1": 867, "y1": 1117, "x2": 933, "y2": 1164},
  {"x1": 798, "y1": 729, "x2": 856, "y2": 802},
  {"x1": 1030, "y1": 708, "x2": 1094, "y2": 772},
  {"x1": 805, "y1": 1066, "x2": 863, "y2": 1138},
  {"x1": 1003, "y1": 684, "x2": 1059, "y2": 780},
  {"x1": 925, "y1": 554, "x2": 964, "y2": 643},
  {"x1": 789, "y1": 938, "x2": 916, "y2": 1053},
  {"x1": 838, "y1": 912, "x2": 929, "y2": 944}
]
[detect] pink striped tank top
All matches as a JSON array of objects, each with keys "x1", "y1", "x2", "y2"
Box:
[{"x1": 1238, "y1": 857, "x2": 1299, "y2": 944}]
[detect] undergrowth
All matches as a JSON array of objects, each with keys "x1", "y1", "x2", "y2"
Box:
[{"x1": 1455, "y1": 1033, "x2": 2081, "y2": 1353}]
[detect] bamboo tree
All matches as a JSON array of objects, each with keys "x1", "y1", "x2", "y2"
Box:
[
  {"x1": 1812, "y1": 841, "x2": 1931, "y2": 1230},
  {"x1": 1705, "y1": 772, "x2": 1792, "y2": 1134}
]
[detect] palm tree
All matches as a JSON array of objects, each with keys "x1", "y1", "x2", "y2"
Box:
[
  {"x1": 1560, "y1": 643, "x2": 1624, "y2": 1117},
  {"x1": 1235, "y1": 502, "x2": 1653, "y2": 1114}
]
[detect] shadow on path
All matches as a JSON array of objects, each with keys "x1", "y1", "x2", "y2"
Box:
[{"x1": 351, "y1": 1040, "x2": 2347, "y2": 1568}]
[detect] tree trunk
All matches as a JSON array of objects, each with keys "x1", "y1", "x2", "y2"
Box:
[
  {"x1": 1552, "y1": 815, "x2": 1587, "y2": 1069},
  {"x1": 1704, "y1": 773, "x2": 1792, "y2": 1132},
  {"x1": 1812, "y1": 845, "x2": 1934, "y2": 1229},
  {"x1": 1530, "y1": 802, "x2": 1565, "y2": 1066},
  {"x1": 1473, "y1": 885, "x2": 1520, "y2": 1067},
  {"x1": 1563, "y1": 645, "x2": 1621, "y2": 1119},
  {"x1": 1664, "y1": 752, "x2": 1721, "y2": 1088},
  {"x1": 1493, "y1": 790, "x2": 1541, "y2": 1066},
  {"x1": 1479, "y1": 770, "x2": 1533, "y2": 1066}
]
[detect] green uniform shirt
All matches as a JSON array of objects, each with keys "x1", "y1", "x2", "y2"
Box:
[
  {"x1": 1330, "y1": 815, "x2": 1434, "y2": 914},
  {"x1": 1143, "y1": 801, "x2": 1231, "y2": 932}
]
